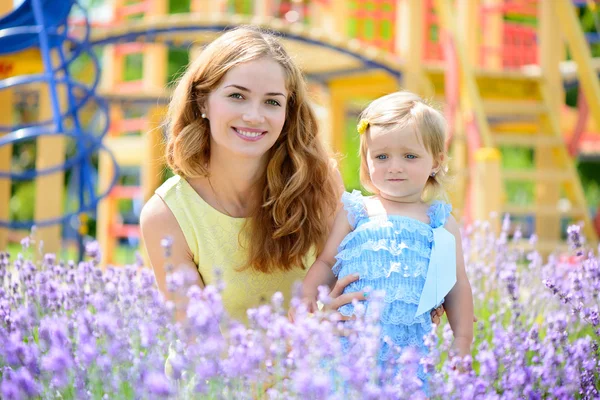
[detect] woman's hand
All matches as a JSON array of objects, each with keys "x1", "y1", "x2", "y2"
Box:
[
  {"x1": 430, "y1": 305, "x2": 478, "y2": 325},
  {"x1": 431, "y1": 305, "x2": 445, "y2": 325},
  {"x1": 322, "y1": 273, "x2": 367, "y2": 311}
]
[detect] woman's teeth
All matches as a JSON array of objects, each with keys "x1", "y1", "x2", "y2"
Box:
[{"x1": 236, "y1": 129, "x2": 263, "y2": 137}]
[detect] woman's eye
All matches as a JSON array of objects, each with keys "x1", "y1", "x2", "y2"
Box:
[
  {"x1": 266, "y1": 99, "x2": 281, "y2": 107},
  {"x1": 229, "y1": 93, "x2": 244, "y2": 99},
  {"x1": 406, "y1": 154, "x2": 417, "y2": 159},
  {"x1": 375, "y1": 154, "x2": 388, "y2": 160}
]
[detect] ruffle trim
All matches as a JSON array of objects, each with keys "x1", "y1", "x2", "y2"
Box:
[
  {"x1": 338, "y1": 301, "x2": 433, "y2": 328},
  {"x1": 337, "y1": 276, "x2": 428, "y2": 304},
  {"x1": 332, "y1": 258, "x2": 429, "y2": 281},
  {"x1": 339, "y1": 217, "x2": 434, "y2": 249},
  {"x1": 341, "y1": 190, "x2": 367, "y2": 228},
  {"x1": 334, "y1": 239, "x2": 433, "y2": 266},
  {"x1": 427, "y1": 201, "x2": 452, "y2": 228}
]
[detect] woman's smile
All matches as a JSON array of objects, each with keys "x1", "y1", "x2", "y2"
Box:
[{"x1": 232, "y1": 126, "x2": 267, "y2": 141}]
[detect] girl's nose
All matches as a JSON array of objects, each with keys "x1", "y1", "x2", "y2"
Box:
[{"x1": 389, "y1": 160, "x2": 403, "y2": 173}]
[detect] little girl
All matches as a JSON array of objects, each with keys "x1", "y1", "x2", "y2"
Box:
[{"x1": 302, "y1": 91, "x2": 474, "y2": 381}]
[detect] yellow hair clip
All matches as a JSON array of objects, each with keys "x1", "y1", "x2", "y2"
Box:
[{"x1": 357, "y1": 118, "x2": 369, "y2": 135}]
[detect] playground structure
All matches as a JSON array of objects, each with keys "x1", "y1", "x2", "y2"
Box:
[
  {"x1": 0, "y1": 0, "x2": 111, "y2": 257},
  {"x1": 1, "y1": 0, "x2": 600, "y2": 262}
]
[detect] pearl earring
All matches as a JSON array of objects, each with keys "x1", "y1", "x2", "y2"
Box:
[
  {"x1": 201, "y1": 113, "x2": 206, "y2": 119},
  {"x1": 430, "y1": 172, "x2": 436, "y2": 177}
]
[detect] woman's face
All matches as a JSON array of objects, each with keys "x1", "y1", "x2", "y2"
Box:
[{"x1": 204, "y1": 57, "x2": 288, "y2": 162}]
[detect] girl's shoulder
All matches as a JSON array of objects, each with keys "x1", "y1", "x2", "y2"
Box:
[
  {"x1": 341, "y1": 190, "x2": 369, "y2": 228},
  {"x1": 427, "y1": 200, "x2": 453, "y2": 228}
]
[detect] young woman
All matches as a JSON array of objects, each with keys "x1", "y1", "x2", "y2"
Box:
[{"x1": 140, "y1": 26, "x2": 364, "y2": 323}]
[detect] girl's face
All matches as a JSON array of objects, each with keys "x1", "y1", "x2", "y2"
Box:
[
  {"x1": 204, "y1": 57, "x2": 288, "y2": 162},
  {"x1": 366, "y1": 125, "x2": 439, "y2": 203}
]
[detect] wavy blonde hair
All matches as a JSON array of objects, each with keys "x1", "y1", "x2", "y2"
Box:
[
  {"x1": 166, "y1": 26, "x2": 338, "y2": 273},
  {"x1": 358, "y1": 91, "x2": 450, "y2": 202}
]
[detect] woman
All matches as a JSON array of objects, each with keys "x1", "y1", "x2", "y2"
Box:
[
  {"x1": 140, "y1": 26, "x2": 445, "y2": 325},
  {"x1": 140, "y1": 26, "x2": 367, "y2": 323}
]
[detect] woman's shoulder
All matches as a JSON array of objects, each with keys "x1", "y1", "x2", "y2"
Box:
[
  {"x1": 140, "y1": 194, "x2": 194, "y2": 270},
  {"x1": 155, "y1": 175, "x2": 183, "y2": 198},
  {"x1": 140, "y1": 195, "x2": 183, "y2": 242}
]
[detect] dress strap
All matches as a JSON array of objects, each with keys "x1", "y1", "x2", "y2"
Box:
[
  {"x1": 427, "y1": 201, "x2": 452, "y2": 228},
  {"x1": 341, "y1": 190, "x2": 367, "y2": 229},
  {"x1": 415, "y1": 225, "x2": 457, "y2": 317}
]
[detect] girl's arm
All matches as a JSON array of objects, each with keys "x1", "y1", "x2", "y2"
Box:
[
  {"x1": 301, "y1": 207, "x2": 354, "y2": 311},
  {"x1": 441, "y1": 215, "x2": 474, "y2": 357}
]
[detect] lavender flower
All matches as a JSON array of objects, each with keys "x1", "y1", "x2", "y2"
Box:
[{"x1": 0, "y1": 217, "x2": 599, "y2": 398}]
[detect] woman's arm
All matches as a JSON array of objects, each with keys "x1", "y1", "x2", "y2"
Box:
[
  {"x1": 441, "y1": 215, "x2": 474, "y2": 357},
  {"x1": 140, "y1": 194, "x2": 203, "y2": 321}
]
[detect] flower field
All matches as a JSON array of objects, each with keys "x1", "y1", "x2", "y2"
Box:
[{"x1": 0, "y1": 217, "x2": 598, "y2": 399}]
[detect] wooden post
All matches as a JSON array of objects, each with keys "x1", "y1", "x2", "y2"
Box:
[
  {"x1": 554, "y1": 0, "x2": 600, "y2": 133},
  {"x1": 327, "y1": 81, "x2": 346, "y2": 165},
  {"x1": 0, "y1": 90, "x2": 12, "y2": 251},
  {"x1": 396, "y1": 0, "x2": 426, "y2": 94},
  {"x1": 474, "y1": 147, "x2": 502, "y2": 233},
  {"x1": 448, "y1": 118, "x2": 468, "y2": 220},
  {"x1": 96, "y1": 147, "x2": 116, "y2": 264},
  {"x1": 253, "y1": 0, "x2": 268, "y2": 18},
  {"x1": 143, "y1": 106, "x2": 167, "y2": 203},
  {"x1": 535, "y1": 1, "x2": 564, "y2": 246},
  {"x1": 191, "y1": 0, "x2": 227, "y2": 14},
  {"x1": 0, "y1": 0, "x2": 13, "y2": 250},
  {"x1": 330, "y1": 0, "x2": 348, "y2": 39},
  {"x1": 482, "y1": 0, "x2": 502, "y2": 69},
  {"x1": 457, "y1": 0, "x2": 480, "y2": 67},
  {"x1": 34, "y1": 62, "x2": 66, "y2": 255}
]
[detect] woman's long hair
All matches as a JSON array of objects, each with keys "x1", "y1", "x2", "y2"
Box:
[{"x1": 166, "y1": 26, "x2": 339, "y2": 273}]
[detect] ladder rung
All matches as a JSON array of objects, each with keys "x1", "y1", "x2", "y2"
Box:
[
  {"x1": 493, "y1": 134, "x2": 564, "y2": 147},
  {"x1": 110, "y1": 223, "x2": 140, "y2": 238},
  {"x1": 98, "y1": 88, "x2": 170, "y2": 103},
  {"x1": 503, "y1": 204, "x2": 588, "y2": 217},
  {"x1": 116, "y1": 2, "x2": 149, "y2": 19},
  {"x1": 502, "y1": 169, "x2": 571, "y2": 181},
  {"x1": 103, "y1": 136, "x2": 145, "y2": 166},
  {"x1": 110, "y1": 117, "x2": 147, "y2": 133},
  {"x1": 110, "y1": 185, "x2": 142, "y2": 199},
  {"x1": 483, "y1": 101, "x2": 548, "y2": 116},
  {"x1": 114, "y1": 43, "x2": 145, "y2": 56},
  {"x1": 114, "y1": 80, "x2": 144, "y2": 92}
]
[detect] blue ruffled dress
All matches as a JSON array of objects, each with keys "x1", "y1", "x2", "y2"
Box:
[{"x1": 333, "y1": 190, "x2": 455, "y2": 381}]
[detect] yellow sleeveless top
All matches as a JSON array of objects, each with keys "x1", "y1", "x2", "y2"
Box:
[{"x1": 155, "y1": 175, "x2": 312, "y2": 324}]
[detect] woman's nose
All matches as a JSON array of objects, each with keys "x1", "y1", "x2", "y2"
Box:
[{"x1": 242, "y1": 105, "x2": 265, "y2": 124}]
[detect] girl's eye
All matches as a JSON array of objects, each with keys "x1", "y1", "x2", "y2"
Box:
[
  {"x1": 375, "y1": 154, "x2": 388, "y2": 160},
  {"x1": 229, "y1": 93, "x2": 244, "y2": 99},
  {"x1": 266, "y1": 99, "x2": 281, "y2": 107},
  {"x1": 405, "y1": 154, "x2": 417, "y2": 159}
]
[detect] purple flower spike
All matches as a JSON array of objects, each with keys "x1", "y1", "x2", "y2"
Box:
[
  {"x1": 160, "y1": 236, "x2": 174, "y2": 258},
  {"x1": 144, "y1": 371, "x2": 172, "y2": 396}
]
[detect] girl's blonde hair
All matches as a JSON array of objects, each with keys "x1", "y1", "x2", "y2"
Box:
[
  {"x1": 166, "y1": 26, "x2": 338, "y2": 273},
  {"x1": 358, "y1": 91, "x2": 450, "y2": 201}
]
